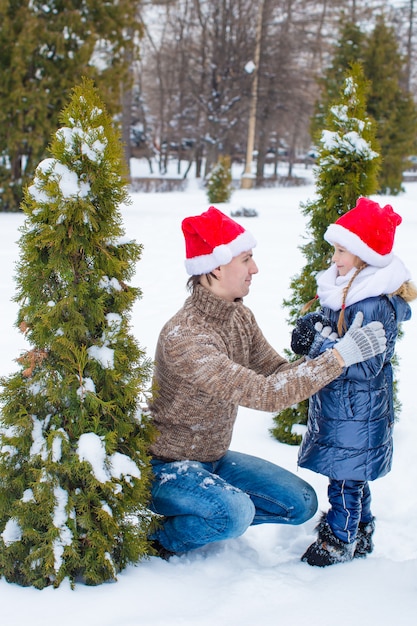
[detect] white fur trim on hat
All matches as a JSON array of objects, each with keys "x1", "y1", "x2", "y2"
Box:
[
  {"x1": 184, "y1": 230, "x2": 256, "y2": 275},
  {"x1": 324, "y1": 223, "x2": 394, "y2": 268}
]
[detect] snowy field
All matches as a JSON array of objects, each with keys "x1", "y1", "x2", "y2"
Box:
[{"x1": 1, "y1": 161, "x2": 416, "y2": 625}]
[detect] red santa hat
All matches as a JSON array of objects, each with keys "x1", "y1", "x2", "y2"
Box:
[
  {"x1": 182, "y1": 206, "x2": 257, "y2": 275},
  {"x1": 324, "y1": 197, "x2": 402, "y2": 268}
]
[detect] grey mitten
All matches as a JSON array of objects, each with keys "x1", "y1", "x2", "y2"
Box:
[{"x1": 335, "y1": 312, "x2": 387, "y2": 367}]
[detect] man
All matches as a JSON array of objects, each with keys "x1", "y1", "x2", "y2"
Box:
[{"x1": 147, "y1": 206, "x2": 386, "y2": 559}]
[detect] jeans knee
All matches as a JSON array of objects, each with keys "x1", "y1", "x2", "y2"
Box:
[
  {"x1": 294, "y1": 484, "x2": 318, "y2": 525},
  {"x1": 224, "y1": 491, "x2": 256, "y2": 537}
]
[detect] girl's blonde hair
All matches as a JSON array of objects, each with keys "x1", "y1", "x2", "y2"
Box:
[{"x1": 390, "y1": 280, "x2": 417, "y2": 303}]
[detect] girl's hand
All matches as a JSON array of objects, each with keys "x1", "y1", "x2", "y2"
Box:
[{"x1": 291, "y1": 312, "x2": 336, "y2": 357}]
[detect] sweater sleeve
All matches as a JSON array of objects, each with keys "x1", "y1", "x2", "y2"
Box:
[{"x1": 161, "y1": 325, "x2": 343, "y2": 413}]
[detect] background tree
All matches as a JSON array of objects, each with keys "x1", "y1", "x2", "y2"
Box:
[
  {"x1": 141, "y1": 0, "x2": 336, "y2": 180},
  {"x1": 206, "y1": 155, "x2": 233, "y2": 203},
  {"x1": 254, "y1": 0, "x2": 343, "y2": 182},
  {"x1": 310, "y1": 19, "x2": 366, "y2": 140},
  {"x1": 0, "y1": 78, "x2": 155, "y2": 588},
  {"x1": 0, "y1": 0, "x2": 143, "y2": 212},
  {"x1": 363, "y1": 14, "x2": 417, "y2": 193},
  {"x1": 271, "y1": 63, "x2": 380, "y2": 444},
  {"x1": 312, "y1": 14, "x2": 417, "y2": 196},
  {"x1": 137, "y1": 1, "x2": 408, "y2": 186},
  {"x1": 390, "y1": 0, "x2": 416, "y2": 93}
]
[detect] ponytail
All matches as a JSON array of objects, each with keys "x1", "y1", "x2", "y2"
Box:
[
  {"x1": 337, "y1": 263, "x2": 367, "y2": 335},
  {"x1": 300, "y1": 294, "x2": 319, "y2": 315}
]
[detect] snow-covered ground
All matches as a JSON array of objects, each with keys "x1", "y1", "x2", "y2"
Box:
[{"x1": 1, "y1": 161, "x2": 416, "y2": 625}]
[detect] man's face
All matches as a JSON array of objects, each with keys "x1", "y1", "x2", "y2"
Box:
[{"x1": 212, "y1": 250, "x2": 258, "y2": 301}]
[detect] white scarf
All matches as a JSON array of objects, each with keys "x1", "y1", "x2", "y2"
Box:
[{"x1": 316, "y1": 255, "x2": 411, "y2": 312}]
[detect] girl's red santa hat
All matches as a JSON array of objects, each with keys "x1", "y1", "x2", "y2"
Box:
[
  {"x1": 182, "y1": 206, "x2": 257, "y2": 275},
  {"x1": 324, "y1": 197, "x2": 402, "y2": 268}
]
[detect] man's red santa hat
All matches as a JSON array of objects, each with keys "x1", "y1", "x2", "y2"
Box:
[{"x1": 182, "y1": 206, "x2": 257, "y2": 275}]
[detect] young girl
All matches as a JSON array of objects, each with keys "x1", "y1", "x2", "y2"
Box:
[{"x1": 291, "y1": 197, "x2": 416, "y2": 567}]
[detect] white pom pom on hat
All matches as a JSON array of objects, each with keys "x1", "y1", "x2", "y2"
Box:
[
  {"x1": 181, "y1": 206, "x2": 257, "y2": 275},
  {"x1": 324, "y1": 197, "x2": 402, "y2": 268}
]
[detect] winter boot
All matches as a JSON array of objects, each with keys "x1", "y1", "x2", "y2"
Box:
[
  {"x1": 150, "y1": 539, "x2": 177, "y2": 561},
  {"x1": 354, "y1": 517, "x2": 375, "y2": 558},
  {"x1": 301, "y1": 514, "x2": 356, "y2": 567}
]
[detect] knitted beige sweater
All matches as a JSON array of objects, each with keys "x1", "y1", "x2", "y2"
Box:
[{"x1": 148, "y1": 284, "x2": 342, "y2": 462}]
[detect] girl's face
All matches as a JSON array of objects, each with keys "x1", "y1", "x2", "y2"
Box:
[{"x1": 331, "y1": 244, "x2": 360, "y2": 276}]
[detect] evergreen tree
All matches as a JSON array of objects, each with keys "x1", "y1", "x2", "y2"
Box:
[
  {"x1": 312, "y1": 16, "x2": 417, "y2": 197},
  {"x1": 363, "y1": 15, "x2": 417, "y2": 195},
  {"x1": 311, "y1": 19, "x2": 365, "y2": 141},
  {"x1": 0, "y1": 0, "x2": 142, "y2": 212},
  {"x1": 206, "y1": 155, "x2": 233, "y2": 204},
  {"x1": 271, "y1": 64, "x2": 380, "y2": 445},
  {"x1": 0, "y1": 78, "x2": 156, "y2": 588}
]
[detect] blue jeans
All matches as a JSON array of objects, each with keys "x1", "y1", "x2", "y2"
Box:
[
  {"x1": 149, "y1": 450, "x2": 318, "y2": 553},
  {"x1": 327, "y1": 479, "x2": 373, "y2": 543}
]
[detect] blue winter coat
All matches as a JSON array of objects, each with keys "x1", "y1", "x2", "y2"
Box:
[{"x1": 298, "y1": 294, "x2": 412, "y2": 481}]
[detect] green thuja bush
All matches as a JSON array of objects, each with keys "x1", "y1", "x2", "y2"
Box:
[
  {"x1": 0, "y1": 78, "x2": 156, "y2": 588},
  {"x1": 206, "y1": 155, "x2": 233, "y2": 203}
]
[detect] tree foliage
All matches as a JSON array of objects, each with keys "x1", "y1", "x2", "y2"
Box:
[
  {"x1": 312, "y1": 15, "x2": 417, "y2": 196},
  {"x1": 206, "y1": 155, "x2": 233, "y2": 204},
  {"x1": 0, "y1": 78, "x2": 156, "y2": 588},
  {"x1": 270, "y1": 63, "x2": 380, "y2": 445},
  {"x1": 363, "y1": 15, "x2": 417, "y2": 194},
  {"x1": 310, "y1": 20, "x2": 365, "y2": 139},
  {"x1": 0, "y1": 0, "x2": 142, "y2": 211}
]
